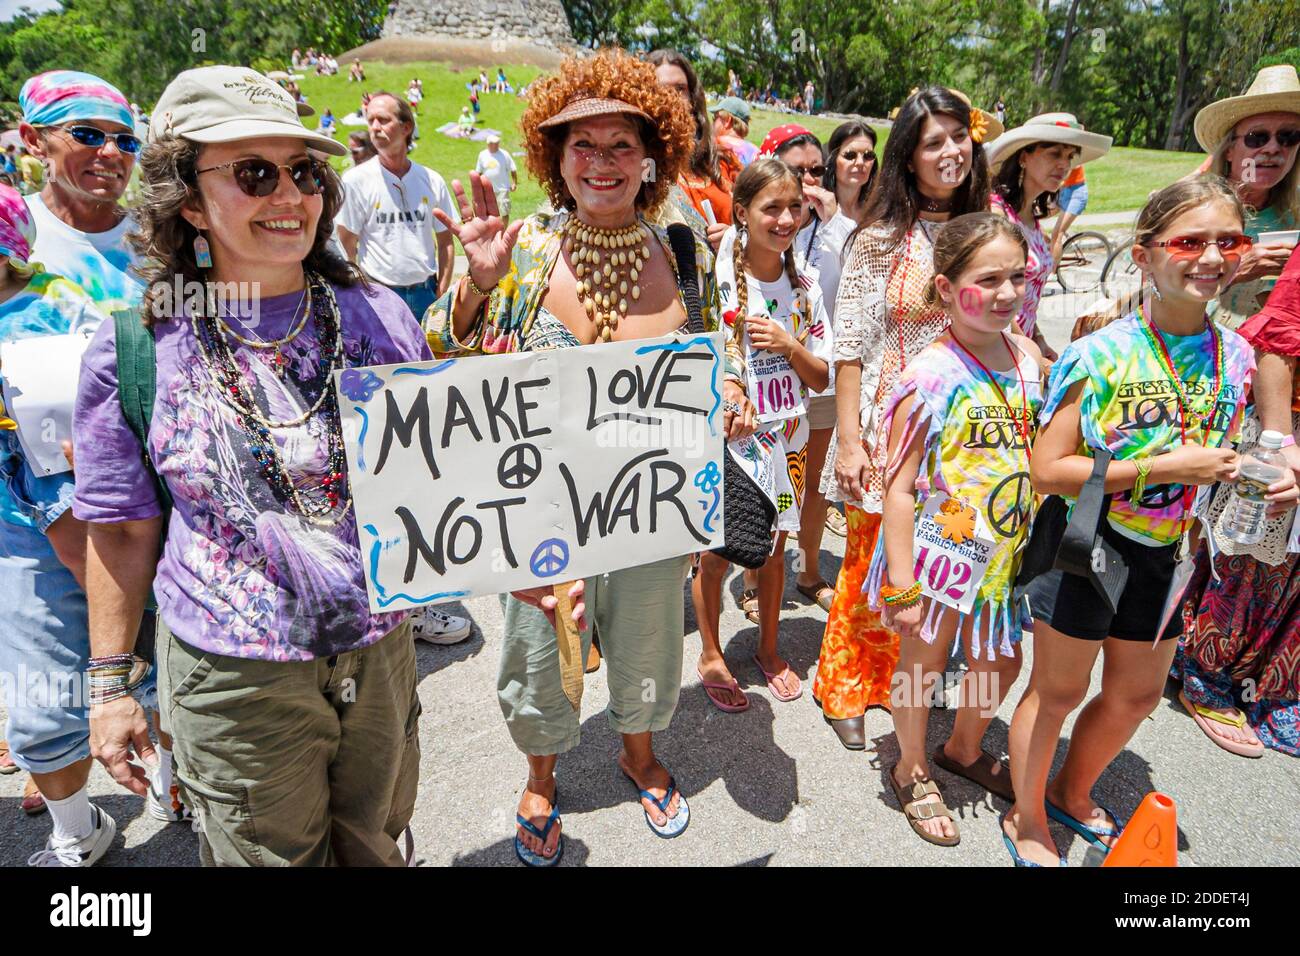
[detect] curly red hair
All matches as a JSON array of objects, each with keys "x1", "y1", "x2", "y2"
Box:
[{"x1": 521, "y1": 48, "x2": 694, "y2": 215}]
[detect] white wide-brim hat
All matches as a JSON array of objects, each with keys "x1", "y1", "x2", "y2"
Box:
[
  {"x1": 985, "y1": 112, "x2": 1112, "y2": 172},
  {"x1": 1194, "y1": 65, "x2": 1300, "y2": 152}
]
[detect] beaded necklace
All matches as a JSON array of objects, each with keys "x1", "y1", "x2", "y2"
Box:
[
  {"x1": 1135, "y1": 305, "x2": 1226, "y2": 447},
  {"x1": 563, "y1": 217, "x2": 650, "y2": 342},
  {"x1": 191, "y1": 272, "x2": 349, "y2": 525}
]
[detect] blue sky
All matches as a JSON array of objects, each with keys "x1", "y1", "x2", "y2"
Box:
[{"x1": 1, "y1": 0, "x2": 61, "y2": 21}]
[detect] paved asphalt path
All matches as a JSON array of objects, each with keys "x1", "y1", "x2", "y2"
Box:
[{"x1": 4, "y1": 221, "x2": 1298, "y2": 867}]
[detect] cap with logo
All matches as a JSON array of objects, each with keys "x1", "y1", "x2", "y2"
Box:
[{"x1": 149, "y1": 66, "x2": 346, "y2": 156}]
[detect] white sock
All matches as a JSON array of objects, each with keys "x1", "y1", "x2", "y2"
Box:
[
  {"x1": 156, "y1": 746, "x2": 174, "y2": 796},
  {"x1": 45, "y1": 787, "x2": 94, "y2": 843}
]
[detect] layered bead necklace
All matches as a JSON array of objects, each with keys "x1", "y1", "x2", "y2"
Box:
[
  {"x1": 563, "y1": 217, "x2": 650, "y2": 341},
  {"x1": 215, "y1": 286, "x2": 309, "y2": 380},
  {"x1": 191, "y1": 271, "x2": 351, "y2": 526}
]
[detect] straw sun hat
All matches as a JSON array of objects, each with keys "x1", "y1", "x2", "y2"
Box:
[
  {"x1": 1194, "y1": 65, "x2": 1300, "y2": 152},
  {"x1": 985, "y1": 112, "x2": 1112, "y2": 172}
]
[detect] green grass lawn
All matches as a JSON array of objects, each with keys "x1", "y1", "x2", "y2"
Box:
[{"x1": 297, "y1": 63, "x2": 1202, "y2": 219}]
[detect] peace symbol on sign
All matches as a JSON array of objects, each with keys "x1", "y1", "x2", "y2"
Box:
[
  {"x1": 530, "y1": 538, "x2": 570, "y2": 578},
  {"x1": 987, "y1": 471, "x2": 1032, "y2": 539},
  {"x1": 498, "y1": 442, "x2": 542, "y2": 490}
]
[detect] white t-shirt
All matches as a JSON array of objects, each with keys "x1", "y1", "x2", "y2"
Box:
[
  {"x1": 337, "y1": 157, "x2": 459, "y2": 287},
  {"x1": 475, "y1": 148, "x2": 517, "y2": 194},
  {"x1": 794, "y1": 211, "x2": 855, "y2": 395},
  {"x1": 24, "y1": 192, "x2": 142, "y2": 313}
]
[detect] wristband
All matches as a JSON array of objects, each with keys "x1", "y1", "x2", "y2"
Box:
[
  {"x1": 1130, "y1": 456, "x2": 1153, "y2": 504},
  {"x1": 881, "y1": 581, "x2": 922, "y2": 608},
  {"x1": 1281, "y1": 434, "x2": 1296, "y2": 449}
]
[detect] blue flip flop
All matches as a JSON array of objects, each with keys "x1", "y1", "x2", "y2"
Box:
[
  {"x1": 514, "y1": 790, "x2": 563, "y2": 867},
  {"x1": 1046, "y1": 800, "x2": 1125, "y2": 851},
  {"x1": 999, "y1": 811, "x2": 1065, "y2": 867},
  {"x1": 629, "y1": 774, "x2": 690, "y2": 839}
]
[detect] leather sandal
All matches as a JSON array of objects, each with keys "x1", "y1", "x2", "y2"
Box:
[
  {"x1": 825, "y1": 715, "x2": 866, "y2": 751},
  {"x1": 930, "y1": 746, "x2": 1015, "y2": 802},
  {"x1": 888, "y1": 766, "x2": 960, "y2": 847},
  {"x1": 795, "y1": 579, "x2": 835, "y2": 612},
  {"x1": 738, "y1": 588, "x2": 760, "y2": 626}
]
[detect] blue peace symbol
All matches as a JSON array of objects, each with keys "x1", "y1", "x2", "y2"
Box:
[{"x1": 530, "y1": 538, "x2": 570, "y2": 578}]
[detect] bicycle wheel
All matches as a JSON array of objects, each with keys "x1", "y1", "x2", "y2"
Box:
[
  {"x1": 1055, "y1": 231, "x2": 1112, "y2": 294},
  {"x1": 1101, "y1": 242, "x2": 1141, "y2": 301}
]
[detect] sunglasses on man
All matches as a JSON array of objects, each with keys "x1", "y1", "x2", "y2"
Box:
[
  {"x1": 196, "y1": 157, "x2": 326, "y2": 198},
  {"x1": 46, "y1": 124, "x2": 142, "y2": 154},
  {"x1": 1233, "y1": 128, "x2": 1300, "y2": 150}
]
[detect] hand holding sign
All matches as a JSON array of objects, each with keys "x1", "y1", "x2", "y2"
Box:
[
  {"x1": 513, "y1": 579, "x2": 587, "y2": 632},
  {"x1": 437, "y1": 171, "x2": 525, "y2": 294}
]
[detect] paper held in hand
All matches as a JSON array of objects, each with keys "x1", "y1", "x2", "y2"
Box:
[
  {"x1": 911, "y1": 493, "x2": 995, "y2": 614},
  {"x1": 0, "y1": 330, "x2": 95, "y2": 476},
  {"x1": 336, "y1": 332, "x2": 728, "y2": 613}
]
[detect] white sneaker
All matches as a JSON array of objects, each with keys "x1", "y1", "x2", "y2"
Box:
[
  {"x1": 27, "y1": 804, "x2": 116, "y2": 867},
  {"x1": 411, "y1": 608, "x2": 472, "y2": 645},
  {"x1": 146, "y1": 773, "x2": 192, "y2": 824}
]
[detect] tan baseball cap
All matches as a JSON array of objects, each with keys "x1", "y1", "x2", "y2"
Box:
[{"x1": 149, "y1": 65, "x2": 347, "y2": 156}]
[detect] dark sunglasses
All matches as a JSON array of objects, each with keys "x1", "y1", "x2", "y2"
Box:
[
  {"x1": 196, "y1": 157, "x2": 325, "y2": 197},
  {"x1": 790, "y1": 164, "x2": 826, "y2": 179},
  {"x1": 839, "y1": 149, "x2": 875, "y2": 164},
  {"x1": 1147, "y1": 234, "x2": 1254, "y2": 258},
  {"x1": 1234, "y1": 128, "x2": 1300, "y2": 149},
  {"x1": 49, "y1": 124, "x2": 141, "y2": 154}
]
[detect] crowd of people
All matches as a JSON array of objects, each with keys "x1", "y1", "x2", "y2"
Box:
[{"x1": 0, "y1": 47, "x2": 1298, "y2": 870}]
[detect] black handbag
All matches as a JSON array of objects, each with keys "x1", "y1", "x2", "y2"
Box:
[
  {"x1": 1015, "y1": 448, "x2": 1129, "y2": 614},
  {"x1": 666, "y1": 224, "x2": 776, "y2": 569}
]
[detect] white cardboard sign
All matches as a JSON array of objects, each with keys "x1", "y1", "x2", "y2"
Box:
[
  {"x1": 336, "y1": 332, "x2": 728, "y2": 612},
  {"x1": 0, "y1": 330, "x2": 95, "y2": 476}
]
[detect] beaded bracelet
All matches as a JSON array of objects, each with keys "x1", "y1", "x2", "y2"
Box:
[
  {"x1": 464, "y1": 273, "x2": 496, "y2": 298},
  {"x1": 87, "y1": 655, "x2": 149, "y2": 706},
  {"x1": 881, "y1": 581, "x2": 922, "y2": 608}
]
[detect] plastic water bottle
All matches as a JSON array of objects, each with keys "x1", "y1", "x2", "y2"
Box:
[{"x1": 1222, "y1": 430, "x2": 1287, "y2": 545}]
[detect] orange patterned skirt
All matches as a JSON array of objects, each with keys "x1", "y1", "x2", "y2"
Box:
[{"x1": 813, "y1": 505, "x2": 900, "y2": 718}]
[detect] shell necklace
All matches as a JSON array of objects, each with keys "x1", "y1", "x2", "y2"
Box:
[{"x1": 563, "y1": 217, "x2": 650, "y2": 341}]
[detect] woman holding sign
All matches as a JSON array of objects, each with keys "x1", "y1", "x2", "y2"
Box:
[
  {"x1": 692, "y1": 158, "x2": 831, "y2": 711},
  {"x1": 1007, "y1": 178, "x2": 1295, "y2": 866},
  {"x1": 813, "y1": 87, "x2": 995, "y2": 752},
  {"x1": 874, "y1": 213, "x2": 1040, "y2": 846},
  {"x1": 72, "y1": 67, "x2": 433, "y2": 866},
  {"x1": 423, "y1": 49, "x2": 751, "y2": 864}
]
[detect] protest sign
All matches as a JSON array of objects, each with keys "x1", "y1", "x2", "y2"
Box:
[
  {"x1": 0, "y1": 330, "x2": 95, "y2": 476},
  {"x1": 336, "y1": 332, "x2": 728, "y2": 612}
]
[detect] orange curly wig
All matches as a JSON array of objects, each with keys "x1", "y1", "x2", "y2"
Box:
[{"x1": 521, "y1": 48, "x2": 694, "y2": 215}]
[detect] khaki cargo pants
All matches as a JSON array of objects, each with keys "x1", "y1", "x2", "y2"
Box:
[{"x1": 157, "y1": 618, "x2": 420, "y2": 866}]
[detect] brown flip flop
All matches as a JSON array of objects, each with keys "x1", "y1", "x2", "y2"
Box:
[
  {"x1": 930, "y1": 747, "x2": 1016, "y2": 802},
  {"x1": 796, "y1": 579, "x2": 835, "y2": 612},
  {"x1": 888, "y1": 766, "x2": 960, "y2": 847}
]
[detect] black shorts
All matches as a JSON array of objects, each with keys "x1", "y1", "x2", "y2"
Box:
[{"x1": 1026, "y1": 516, "x2": 1184, "y2": 643}]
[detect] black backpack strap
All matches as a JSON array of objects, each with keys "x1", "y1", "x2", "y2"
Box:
[
  {"x1": 1056, "y1": 448, "x2": 1112, "y2": 576},
  {"x1": 667, "y1": 223, "x2": 705, "y2": 336},
  {"x1": 112, "y1": 306, "x2": 172, "y2": 514}
]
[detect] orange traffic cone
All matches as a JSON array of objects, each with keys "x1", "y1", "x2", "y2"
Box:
[{"x1": 1103, "y1": 792, "x2": 1177, "y2": 867}]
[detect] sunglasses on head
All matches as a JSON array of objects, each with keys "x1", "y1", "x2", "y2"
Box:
[
  {"x1": 49, "y1": 124, "x2": 141, "y2": 154},
  {"x1": 839, "y1": 149, "x2": 875, "y2": 164},
  {"x1": 1147, "y1": 234, "x2": 1254, "y2": 258},
  {"x1": 1234, "y1": 128, "x2": 1300, "y2": 149},
  {"x1": 196, "y1": 157, "x2": 325, "y2": 197}
]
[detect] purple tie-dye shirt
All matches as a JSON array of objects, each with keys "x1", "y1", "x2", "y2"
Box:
[{"x1": 72, "y1": 281, "x2": 432, "y2": 661}]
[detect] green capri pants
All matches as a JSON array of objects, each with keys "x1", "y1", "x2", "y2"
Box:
[{"x1": 499, "y1": 555, "x2": 690, "y2": 755}]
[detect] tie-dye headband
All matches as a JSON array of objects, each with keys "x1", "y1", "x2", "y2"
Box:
[
  {"x1": 19, "y1": 70, "x2": 134, "y2": 131},
  {"x1": 0, "y1": 183, "x2": 36, "y2": 270}
]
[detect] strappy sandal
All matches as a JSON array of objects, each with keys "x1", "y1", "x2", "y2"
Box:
[
  {"x1": 514, "y1": 787, "x2": 563, "y2": 867},
  {"x1": 795, "y1": 579, "x2": 835, "y2": 612},
  {"x1": 738, "y1": 588, "x2": 760, "y2": 626},
  {"x1": 1178, "y1": 691, "x2": 1265, "y2": 758},
  {"x1": 888, "y1": 766, "x2": 960, "y2": 847},
  {"x1": 0, "y1": 739, "x2": 18, "y2": 775},
  {"x1": 931, "y1": 746, "x2": 1015, "y2": 802}
]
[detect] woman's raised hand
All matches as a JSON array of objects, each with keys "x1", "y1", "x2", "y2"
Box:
[{"x1": 433, "y1": 171, "x2": 526, "y2": 293}]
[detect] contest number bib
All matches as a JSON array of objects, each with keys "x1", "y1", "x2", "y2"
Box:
[
  {"x1": 746, "y1": 347, "x2": 805, "y2": 423},
  {"x1": 912, "y1": 494, "x2": 995, "y2": 614}
]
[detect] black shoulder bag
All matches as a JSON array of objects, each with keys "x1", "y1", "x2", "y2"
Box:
[{"x1": 666, "y1": 224, "x2": 776, "y2": 569}]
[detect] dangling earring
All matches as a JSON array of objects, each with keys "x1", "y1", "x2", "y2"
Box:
[
  {"x1": 1017, "y1": 164, "x2": 1025, "y2": 193},
  {"x1": 193, "y1": 232, "x2": 213, "y2": 269},
  {"x1": 1150, "y1": 278, "x2": 1163, "y2": 302}
]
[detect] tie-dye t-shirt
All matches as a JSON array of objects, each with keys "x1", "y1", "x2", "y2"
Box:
[
  {"x1": 867, "y1": 335, "x2": 1043, "y2": 659},
  {"x1": 0, "y1": 271, "x2": 106, "y2": 531},
  {"x1": 1042, "y1": 311, "x2": 1255, "y2": 546},
  {"x1": 25, "y1": 193, "x2": 142, "y2": 315},
  {"x1": 72, "y1": 281, "x2": 431, "y2": 662}
]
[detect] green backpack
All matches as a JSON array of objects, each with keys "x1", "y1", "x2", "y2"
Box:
[{"x1": 110, "y1": 306, "x2": 173, "y2": 516}]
